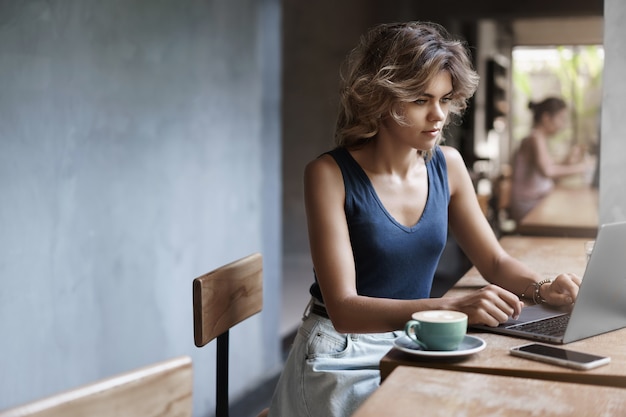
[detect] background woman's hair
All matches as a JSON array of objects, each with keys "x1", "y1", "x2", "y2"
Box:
[
  {"x1": 335, "y1": 21, "x2": 479, "y2": 155},
  {"x1": 528, "y1": 97, "x2": 567, "y2": 125}
]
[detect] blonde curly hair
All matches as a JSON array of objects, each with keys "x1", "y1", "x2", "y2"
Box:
[{"x1": 335, "y1": 21, "x2": 479, "y2": 159}]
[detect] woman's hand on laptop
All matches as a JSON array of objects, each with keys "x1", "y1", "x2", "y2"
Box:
[
  {"x1": 540, "y1": 273, "x2": 582, "y2": 306},
  {"x1": 447, "y1": 284, "x2": 524, "y2": 327}
]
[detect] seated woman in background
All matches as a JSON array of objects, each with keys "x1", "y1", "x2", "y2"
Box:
[{"x1": 509, "y1": 97, "x2": 593, "y2": 222}]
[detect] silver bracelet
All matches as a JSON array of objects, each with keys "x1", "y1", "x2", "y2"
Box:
[{"x1": 521, "y1": 279, "x2": 552, "y2": 304}]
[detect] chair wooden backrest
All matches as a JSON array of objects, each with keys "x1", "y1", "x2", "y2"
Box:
[
  {"x1": 193, "y1": 252, "x2": 263, "y2": 417},
  {"x1": 0, "y1": 356, "x2": 193, "y2": 417}
]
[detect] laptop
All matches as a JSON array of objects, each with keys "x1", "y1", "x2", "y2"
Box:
[{"x1": 471, "y1": 221, "x2": 626, "y2": 344}]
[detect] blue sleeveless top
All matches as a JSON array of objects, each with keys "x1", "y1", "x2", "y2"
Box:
[{"x1": 309, "y1": 146, "x2": 450, "y2": 302}]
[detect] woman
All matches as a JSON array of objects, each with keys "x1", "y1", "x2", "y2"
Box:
[
  {"x1": 268, "y1": 22, "x2": 580, "y2": 417},
  {"x1": 509, "y1": 97, "x2": 592, "y2": 222}
]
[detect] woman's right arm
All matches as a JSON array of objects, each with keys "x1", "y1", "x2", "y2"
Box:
[{"x1": 303, "y1": 154, "x2": 358, "y2": 324}]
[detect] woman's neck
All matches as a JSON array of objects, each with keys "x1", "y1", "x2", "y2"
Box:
[
  {"x1": 531, "y1": 126, "x2": 549, "y2": 139},
  {"x1": 352, "y1": 140, "x2": 424, "y2": 179}
]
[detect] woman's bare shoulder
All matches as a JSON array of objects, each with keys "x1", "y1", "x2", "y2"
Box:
[
  {"x1": 304, "y1": 152, "x2": 346, "y2": 221},
  {"x1": 438, "y1": 145, "x2": 473, "y2": 196},
  {"x1": 304, "y1": 152, "x2": 340, "y2": 180},
  {"x1": 438, "y1": 145, "x2": 465, "y2": 168}
]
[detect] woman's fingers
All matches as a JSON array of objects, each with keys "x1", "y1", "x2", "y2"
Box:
[
  {"x1": 453, "y1": 285, "x2": 524, "y2": 327},
  {"x1": 481, "y1": 285, "x2": 523, "y2": 319},
  {"x1": 546, "y1": 273, "x2": 581, "y2": 305}
]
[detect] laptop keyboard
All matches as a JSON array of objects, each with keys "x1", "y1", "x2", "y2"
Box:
[{"x1": 508, "y1": 314, "x2": 571, "y2": 337}]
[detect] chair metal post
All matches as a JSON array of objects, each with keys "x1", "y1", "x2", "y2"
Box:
[
  {"x1": 193, "y1": 253, "x2": 263, "y2": 416},
  {"x1": 216, "y1": 331, "x2": 230, "y2": 417}
]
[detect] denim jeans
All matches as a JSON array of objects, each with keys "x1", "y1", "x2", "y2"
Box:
[{"x1": 268, "y1": 300, "x2": 402, "y2": 417}]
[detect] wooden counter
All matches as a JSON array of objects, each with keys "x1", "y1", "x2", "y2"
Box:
[
  {"x1": 455, "y1": 235, "x2": 589, "y2": 293},
  {"x1": 381, "y1": 327, "x2": 626, "y2": 387},
  {"x1": 517, "y1": 186, "x2": 598, "y2": 238},
  {"x1": 354, "y1": 366, "x2": 626, "y2": 417}
]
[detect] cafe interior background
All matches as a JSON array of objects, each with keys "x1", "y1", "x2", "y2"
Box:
[{"x1": 0, "y1": 0, "x2": 624, "y2": 416}]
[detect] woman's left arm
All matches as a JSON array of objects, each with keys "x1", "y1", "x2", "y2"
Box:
[{"x1": 441, "y1": 146, "x2": 580, "y2": 305}]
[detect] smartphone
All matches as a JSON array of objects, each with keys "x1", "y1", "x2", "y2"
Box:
[{"x1": 510, "y1": 343, "x2": 610, "y2": 370}]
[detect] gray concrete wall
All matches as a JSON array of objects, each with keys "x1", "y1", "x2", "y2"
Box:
[
  {"x1": 0, "y1": 1, "x2": 282, "y2": 416},
  {"x1": 600, "y1": 0, "x2": 626, "y2": 224}
]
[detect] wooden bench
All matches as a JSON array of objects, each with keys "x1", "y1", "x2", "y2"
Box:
[{"x1": 0, "y1": 356, "x2": 193, "y2": 417}]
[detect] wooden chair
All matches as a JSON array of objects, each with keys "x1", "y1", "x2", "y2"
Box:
[
  {"x1": 193, "y1": 252, "x2": 267, "y2": 417},
  {"x1": 0, "y1": 356, "x2": 193, "y2": 417}
]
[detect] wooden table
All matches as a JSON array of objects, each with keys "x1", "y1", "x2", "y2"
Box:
[
  {"x1": 446, "y1": 235, "x2": 590, "y2": 306},
  {"x1": 381, "y1": 327, "x2": 626, "y2": 387},
  {"x1": 455, "y1": 235, "x2": 589, "y2": 292},
  {"x1": 354, "y1": 366, "x2": 626, "y2": 417},
  {"x1": 517, "y1": 186, "x2": 598, "y2": 238},
  {"x1": 380, "y1": 236, "x2": 626, "y2": 388}
]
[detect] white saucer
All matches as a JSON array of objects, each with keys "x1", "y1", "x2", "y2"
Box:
[{"x1": 394, "y1": 334, "x2": 486, "y2": 357}]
